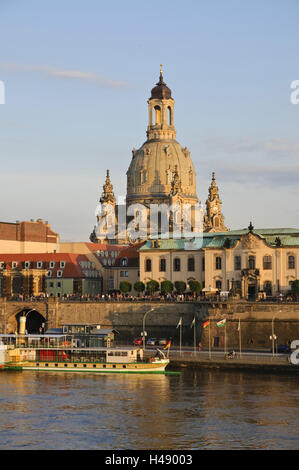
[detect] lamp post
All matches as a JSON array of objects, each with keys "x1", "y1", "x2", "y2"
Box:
[{"x1": 142, "y1": 307, "x2": 155, "y2": 351}]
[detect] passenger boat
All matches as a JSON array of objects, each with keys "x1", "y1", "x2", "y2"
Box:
[{"x1": 0, "y1": 334, "x2": 170, "y2": 374}]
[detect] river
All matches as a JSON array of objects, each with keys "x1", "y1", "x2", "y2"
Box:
[{"x1": 0, "y1": 369, "x2": 298, "y2": 450}]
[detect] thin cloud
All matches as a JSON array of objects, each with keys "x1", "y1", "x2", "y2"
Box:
[
  {"x1": 203, "y1": 137, "x2": 299, "y2": 156},
  {"x1": 0, "y1": 63, "x2": 128, "y2": 88}
]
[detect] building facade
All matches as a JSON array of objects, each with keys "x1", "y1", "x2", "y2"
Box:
[
  {"x1": 0, "y1": 219, "x2": 59, "y2": 253},
  {"x1": 139, "y1": 225, "x2": 299, "y2": 299}
]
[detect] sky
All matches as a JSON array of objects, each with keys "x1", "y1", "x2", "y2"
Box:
[{"x1": 0, "y1": 0, "x2": 298, "y2": 241}]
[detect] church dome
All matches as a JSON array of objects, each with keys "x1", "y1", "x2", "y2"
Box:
[
  {"x1": 126, "y1": 139, "x2": 197, "y2": 204},
  {"x1": 150, "y1": 75, "x2": 173, "y2": 101},
  {"x1": 126, "y1": 68, "x2": 198, "y2": 208}
]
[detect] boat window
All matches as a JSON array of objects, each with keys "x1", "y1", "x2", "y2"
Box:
[
  {"x1": 113, "y1": 365, "x2": 116, "y2": 368},
  {"x1": 123, "y1": 365, "x2": 126, "y2": 369},
  {"x1": 64, "y1": 364, "x2": 68, "y2": 367}
]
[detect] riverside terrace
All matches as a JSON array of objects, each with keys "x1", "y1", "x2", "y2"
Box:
[{"x1": 0, "y1": 297, "x2": 299, "y2": 352}]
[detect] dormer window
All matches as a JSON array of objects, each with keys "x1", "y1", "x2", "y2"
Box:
[
  {"x1": 12, "y1": 261, "x2": 18, "y2": 269},
  {"x1": 0, "y1": 262, "x2": 4, "y2": 269},
  {"x1": 60, "y1": 261, "x2": 66, "y2": 269},
  {"x1": 24, "y1": 261, "x2": 30, "y2": 269},
  {"x1": 47, "y1": 270, "x2": 52, "y2": 277},
  {"x1": 57, "y1": 270, "x2": 63, "y2": 278},
  {"x1": 37, "y1": 261, "x2": 43, "y2": 269},
  {"x1": 49, "y1": 261, "x2": 55, "y2": 269},
  {"x1": 121, "y1": 258, "x2": 128, "y2": 267}
]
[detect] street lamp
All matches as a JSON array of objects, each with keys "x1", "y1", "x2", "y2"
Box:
[{"x1": 142, "y1": 307, "x2": 155, "y2": 351}]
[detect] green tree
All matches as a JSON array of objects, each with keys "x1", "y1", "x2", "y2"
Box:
[
  {"x1": 134, "y1": 281, "x2": 145, "y2": 296},
  {"x1": 175, "y1": 281, "x2": 186, "y2": 294},
  {"x1": 161, "y1": 280, "x2": 173, "y2": 295},
  {"x1": 119, "y1": 281, "x2": 132, "y2": 294},
  {"x1": 188, "y1": 280, "x2": 202, "y2": 294},
  {"x1": 146, "y1": 280, "x2": 159, "y2": 294}
]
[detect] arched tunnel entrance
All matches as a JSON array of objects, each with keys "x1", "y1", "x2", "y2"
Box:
[{"x1": 16, "y1": 309, "x2": 46, "y2": 334}]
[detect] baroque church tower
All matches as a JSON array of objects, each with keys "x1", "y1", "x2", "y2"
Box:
[
  {"x1": 90, "y1": 68, "x2": 227, "y2": 243},
  {"x1": 125, "y1": 66, "x2": 199, "y2": 239},
  {"x1": 204, "y1": 172, "x2": 228, "y2": 232}
]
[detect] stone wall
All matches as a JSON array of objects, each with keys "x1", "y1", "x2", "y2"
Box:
[{"x1": 0, "y1": 298, "x2": 298, "y2": 348}]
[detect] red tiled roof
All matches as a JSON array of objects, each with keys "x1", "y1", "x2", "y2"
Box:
[{"x1": 0, "y1": 253, "x2": 101, "y2": 279}]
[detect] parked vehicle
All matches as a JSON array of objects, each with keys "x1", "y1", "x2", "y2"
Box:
[
  {"x1": 158, "y1": 338, "x2": 168, "y2": 346},
  {"x1": 146, "y1": 338, "x2": 158, "y2": 346},
  {"x1": 133, "y1": 337, "x2": 143, "y2": 346},
  {"x1": 277, "y1": 345, "x2": 291, "y2": 354}
]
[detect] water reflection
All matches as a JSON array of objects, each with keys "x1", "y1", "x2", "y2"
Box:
[{"x1": 0, "y1": 370, "x2": 298, "y2": 449}]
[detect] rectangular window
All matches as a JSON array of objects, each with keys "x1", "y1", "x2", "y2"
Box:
[
  {"x1": 188, "y1": 257, "x2": 195, "y2": 272},
  {"x1": 234, "y1": 256, "x2": 241, "y2": 271},
  {"x1": 248, "y1": 256, "x2": 256, "y2": 270},
  {"x1": 263, "y1": 256, "x2": 272, "y2": 270},
  {"x1": 174, "y1": 258, "x2": 181, "y2": 272},
  {"x1": 288, "y1": 255, "x2": 295, "y2": 270},
  {"x1": 57, "y1": 282, "x2": 61, "y2": 288},
  {"x1": 215, "y1": 257, "x2": 222, "y2": 270},
  {"x1": 145, "y1": 259, "x2": 152, "y2": 272},
  {"x1": 160, "y1": 258, "x2": 166, "y2": 272}
]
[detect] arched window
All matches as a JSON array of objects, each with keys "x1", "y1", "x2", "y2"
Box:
[
  {"x1": 173, "y1": 258, "x2": 181, "y2": 272},
  {"x1": 263, "y1": 256, "x2": 272, "y2": 270},
  {"x1": 154, "y1": 105, "x2": 161, "y2": 125},
  {"x1": 188, "y1": 257, "x2": 195, "y2": 272},
  {"x1": 145, "y1": 259, "x2": 152, "y2": 272},
  {"x1": 167, "y1": 106, "x2": 172, "y2": 125},
  {"x1": 288, "y1": 255, "x2": 295, "y2": 269}
]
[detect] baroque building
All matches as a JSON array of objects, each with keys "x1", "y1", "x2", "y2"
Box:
[{"x1": 91, "y1": 67, "x2": 227, "y2": 243}]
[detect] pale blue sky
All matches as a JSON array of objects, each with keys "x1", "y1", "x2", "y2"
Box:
[{"x1": 0, "y1": 0, "x2": 298, "y2": 241}]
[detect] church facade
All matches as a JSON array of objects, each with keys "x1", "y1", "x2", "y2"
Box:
[{"x1": 90, "y1": 68, "x2": 227, "y2": 244}]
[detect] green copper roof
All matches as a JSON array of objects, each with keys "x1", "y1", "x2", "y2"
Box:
[{"x1": 139, "y1": 228, "x2": 299, "y2": 251}]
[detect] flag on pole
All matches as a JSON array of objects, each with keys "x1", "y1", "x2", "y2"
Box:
[
  {"x1": 190, "y1": 317, "x2": 195, "y2": 328},
  {"x1": 203, "y1": 319, "x2": 210, "y2": 329},
  {"x1": 163, "y1": 340, "x2": 171, "y2": 350},
  {"x1": 176, "y1": 318, "x2": 182, "y2": 329},
  {"x1": 217, "y1": 318, "x2": 226, "y2": 328}
]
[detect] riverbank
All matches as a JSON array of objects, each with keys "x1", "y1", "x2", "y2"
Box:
[{"x1": 166, "y1": 350, "x2": 299, "y2": 373}]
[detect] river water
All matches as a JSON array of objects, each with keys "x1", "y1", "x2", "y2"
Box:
[{"x1": 0, "y1": 368, "x2": 298, "y2": 450}]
